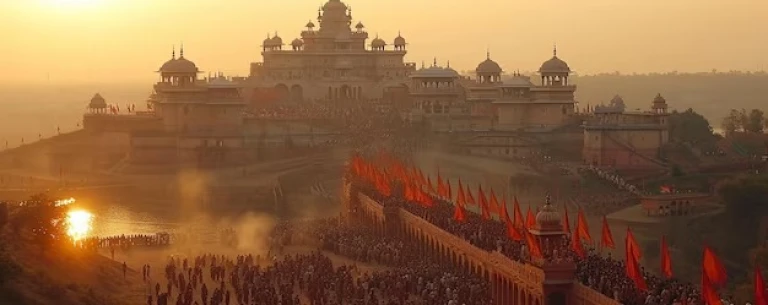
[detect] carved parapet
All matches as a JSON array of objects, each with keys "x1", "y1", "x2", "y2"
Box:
[{"x1": 571, "y1": 283, "x2": 621, "y2": 305}]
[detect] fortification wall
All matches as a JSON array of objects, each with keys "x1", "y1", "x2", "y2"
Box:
[{"x1": 345, "y1": 188, "x2": 621, "y2": 305}]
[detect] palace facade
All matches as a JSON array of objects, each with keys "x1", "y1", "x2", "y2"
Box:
[{"x1": 242, "y1": 0, "x2": 416, "y2": 103}]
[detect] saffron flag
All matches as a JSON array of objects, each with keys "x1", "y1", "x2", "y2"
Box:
[
  {"x1": 507, "y1": 222, "x2": 523, "y2": 241},
  {"x1": 600, "y1": 216, "x2": 615, "y2": 249},
  {"x1": 660, "y1": 235, "x2": 673, "y2": 278},
  {"x1": 453, "y1": 202, "x2": 466, "y2": 223},
  {"x1": 562, "y1": 205, "x2": 571, "y2": 234},
  {"x1": 499, "y1": 197, "x2": 511, "y2": 224},
  {"x1": 466, "y1": 185, "x2": 476, "y2": 206},
  {"x1": 427, "y1": 176, "x2": 436, "y2": 194},
  {"x1": 478, "y1": 185, "x2": 490, "y2": 220},
  {"x1": 756, "y1": 265, "x2": 767, "y2": 305},
  {"x1": 456, "y1": 179, "x2": 466, "y2": 207},
  {"x1": 437, "y1": 172, "x2": 447, "y2": 198},
  {"x1": 525, "y1": 207, "x2": 536, "y2": 229},
  {"x1": 577, "y1": 208, "x2": 592, "y2": 242},
  {"x1": 446, "y1": 179, "x2": 453, "y2": 201},
  {"x1": 571, "y1": 221, "x2": 585, "y2": 258},
  {"x1": 626, "y1": 247, "x2": 648, "y2": 291},
  {"x1": 626, "y1": 227, "x2": 642, "y2": 261},
  {"x1": 702, "y1": 271, "x2": 723, "y2": 305},
  {"x1": 489, "y1": 189, "x2": 501, "y2": 215},
  {"x1": 525, "y1": 231, "x2": 543, "y2": 258},
  {"x1": 703, "y1": 246, "x2": 727, "y2": 287},
  {"x1": 513, "y1": 196, "x2": 524, "y2": 228}
]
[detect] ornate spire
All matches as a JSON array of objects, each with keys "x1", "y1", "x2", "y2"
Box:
[
  {"x1": 553, "y1": 43, "x2": 557, "y2": 57},
  {"x1": 180, "y1": 43, "x2": 184, "y2": 58},
  {"x1": 447, "y1": 60, "x2": 450, "y2": 68},
  {"x1": 487, "y1": 47, "x2": 490, "y2": 60},
  {"x1": 545, "y1": 194, "x2": 552, "y2": 205},
  {"x1": 433, "y1": 57, "x2": 437, "y2": 67},
  {"x1": 172, "y1": 45, "x2": 176, "y2": 59}
]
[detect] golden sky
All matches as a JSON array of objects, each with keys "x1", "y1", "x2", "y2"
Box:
[{"x1": 1, "y1": 0, "x2": 766, "y2": 84}]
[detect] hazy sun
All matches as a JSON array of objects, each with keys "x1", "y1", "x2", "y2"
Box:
[{"x1": 66, "y1": 210, "x2": 93, "y2": 242}]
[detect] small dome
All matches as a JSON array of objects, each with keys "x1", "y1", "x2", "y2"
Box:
[
  {"x1": 371, "y1": 37, "x2": 386, "y2": 48},
  {"x1": 505, "y1": 74, "x2": 533, "y2": 87},
  {"x1": 271, "y1": 34, "x2": 283, "y2": 46},
  {"x1": 534, "y1": 196, "x2": 562, "y2": 231},
  {"x1": 305, "y1": 20, "x2": 315, "y2": 28},
  {"x1": 355, "y1": 21, "x2": 365, "y2": 29},
  {"x1": 393, "y1": 33, "x2": 406, "y2": 46},
  {"x1": 476, "y1": 55, "x2": 502, "y2": 74},
  {"x1": 611, "y1": 95, "x2": 625, "y2": 106},
  {"x1": 410, "y1": 64, "x2": 460, "y2": 79},
  {"x1": 539, "y1": 46, "x2": 570, "y2": 73},
  {"x1": 539, "y1": 56, "x2": 570, "y2": 73},
  {"x1": 291, "y1": 38, "x2": 304, "y2": 46},
  {"x1": 653, "y1": 93, "x2": 666, "y2": 104},
  {"x1": 159, "y1": 55, "x2": 199, "y2": 74},
  {"x1": 263, "y1": 35, "x2": 274, "y2": 46},
  {"x1": 89, "y1": 93, "x2": 107, "y2": 109}
]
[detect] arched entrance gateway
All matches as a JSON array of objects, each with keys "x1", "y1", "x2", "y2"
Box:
[
  {"x1": 342, "y1": 181, "x2": 623, "y2": 305},
  {"x1": 274, "y1": 84, "x2": 289, "y2": 102},
  {"x1": 289, "y1": 85, "x2": 303, "y2": 103}
]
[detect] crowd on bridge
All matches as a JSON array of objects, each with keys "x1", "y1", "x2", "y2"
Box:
[{"x1": 345, "y1": 153, "x2": 712, "y2": 305}]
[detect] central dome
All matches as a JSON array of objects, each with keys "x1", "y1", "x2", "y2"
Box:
[
  {"x1": 159, "y1": 56, "x2": 199, "y2": 74},
  {"x1": 322, "y1": 0, "x2": 347, "y2": 10},
  {"x1": 476, "y1": 58, "x2": 502, "y2": 74}
]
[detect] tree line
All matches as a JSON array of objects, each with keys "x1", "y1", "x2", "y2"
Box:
[{"x1": 722, "y1": 109, "x2": 767, "y2": 134}]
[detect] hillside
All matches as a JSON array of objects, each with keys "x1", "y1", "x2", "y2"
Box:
[{"x1": 570, "y1": 73, "x2": 768, "y2": 124}]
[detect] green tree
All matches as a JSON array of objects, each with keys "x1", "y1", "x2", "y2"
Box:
[
  {"x1": 668, "y1": 108, "x2": 715, "y2": 144},
  {"x1": 746, "y1": 109, "x2": 766, "y2": 133}
]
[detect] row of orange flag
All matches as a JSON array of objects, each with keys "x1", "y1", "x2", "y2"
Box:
[{"x1": 349, "y1": 154, "x2": 766, "y2": 305}]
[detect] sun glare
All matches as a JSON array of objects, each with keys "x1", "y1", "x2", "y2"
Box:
[{"x1": 66, "y1": 210, "x2": 93, "y2": 242}]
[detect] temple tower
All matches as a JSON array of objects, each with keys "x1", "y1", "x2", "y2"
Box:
[{"x1": 529, "y1": 195, "x2": 575, "y2": 305}]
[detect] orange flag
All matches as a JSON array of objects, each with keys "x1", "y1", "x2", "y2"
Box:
[
  {"x1": 478, "y1": 185, "x2": 490, "y2": 220},
  {"x1": 499, "y1": 197, "x2": 511, "y2": 224},
  {"x1": 756, "y1": 265, "x2": 767, "y2": 305},
  {"x1": 489, "y1": 189, "x2": 501, "y2": 215},
  {"x1": 562, "y1": 205, "x2": 571, "y2": 234},
  {"x1": 437, "y1": 172, "x2": 447, "y2": 198},
  {"x1": 452, "y1": 202, "x2": 466, "y2": 223},
  {"x1": 427, "y1": 176, "x2": 436, "y2": 194},
  {"x1": 577, "y1": 208, "x2": 592, "y2": 242},
  {"x1": 702, "y1": 271, "x2": 723, "y2": 305},
  {"x1": 600, "y1": 216, "x2": 615, "y2": 249},
  {"x1": 660, "y1": 235, "x2": 673, "y2": 279},
  {"x1": 525, "y1": 207, "x2": 536, "y2": 229},
  {"x1": 446, "y1": 179, "x2": 453, "y2": 201},
  {"x1": 507, "y1": 222, "x2": 523, "y2": 241},
  {"x1": 466, "y1": 185, "x2": 476, "y2": 206},
  {"x1": 703, "y1": 246, "x2": 727, "y2": 287},
  {"x1": 571, "y1": 221, "x2": 585, "y2": 258},
  {"x1": 456, "y1": 179, "x2": 466, "y2": 206},
  {"x1": 626, "y1": 227, "x2": 642, "y2": 261},
  {"x1": 525, "y1": 231, "x2": 543, "y2": 258},
  {"x1": 513, "y1": 196, "x2": 524, "y2": 228},
  {"x1": 627, "y1": 247, "x2": 648, "y2": 291}
]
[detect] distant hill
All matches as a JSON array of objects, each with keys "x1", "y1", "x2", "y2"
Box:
[{"x1": 569, "y1": 72, "x2": 768, "y2": 124}]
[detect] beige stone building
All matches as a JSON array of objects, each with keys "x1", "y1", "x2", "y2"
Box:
[
  {"x1": 243, "y1": 0, "x2": 416, "y2": 103},
  {"x1": 582, "y1": 94, "x2": 670, "y2": 168}
]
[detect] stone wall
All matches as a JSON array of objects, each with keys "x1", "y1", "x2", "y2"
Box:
[{"x1": 346, "y1": 189, "x2": 621, "y2": 305}]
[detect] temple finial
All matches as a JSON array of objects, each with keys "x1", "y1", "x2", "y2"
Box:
[
  {"x1": 553, "y1": 43, "x2": 557, "y2": 57},
  {"x1": 487, "y1": 47, "x2": 490, "y2": 60},
  {"x1": 180, "y1": 42, "x2": 184, "y2": 58},
  {"x1": 172, "y1": 45, "x2": 176, "y2": 59},
  {"x1": 545, "y1": 194, "x2": 552, "y2": 205},
  {"x1": 447, "y1": 60, "x2": 450, "y2": 68},
  {"x1": 433, "y1": 57, "x2": 437, "y2": 67}
]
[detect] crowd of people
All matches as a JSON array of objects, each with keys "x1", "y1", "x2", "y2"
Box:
[{"x1": 348, "y1": 171, "x2": 703, "y2": 305}]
